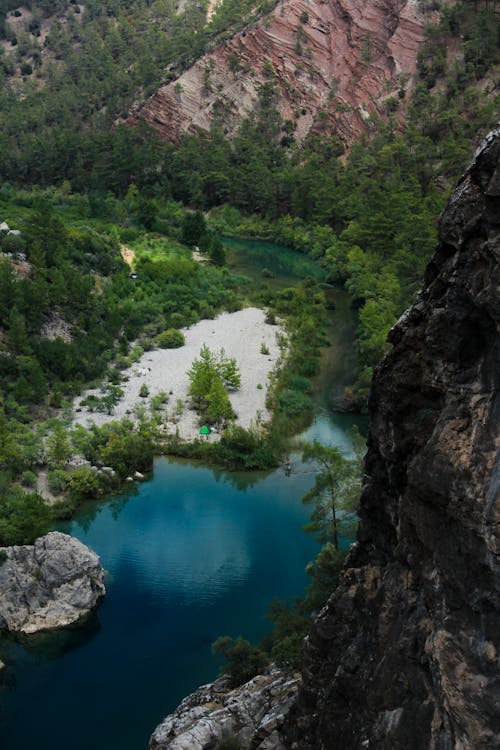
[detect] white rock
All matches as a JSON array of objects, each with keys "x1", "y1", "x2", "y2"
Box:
[
  {"x1": 0, "y1": 532, "x2": 105, "y2": 634},
  {"x1": 150, "y1": 668, "x2": 300, "y2": 750}
]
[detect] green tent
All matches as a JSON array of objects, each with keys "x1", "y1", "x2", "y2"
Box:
[{"x1": 199, "y1": 425, "x2": 211, "y2": 436}]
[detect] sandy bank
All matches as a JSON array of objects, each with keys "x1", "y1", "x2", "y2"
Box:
[{"x1": 73, "y1": 308, "x2": 285, "y2": 441}]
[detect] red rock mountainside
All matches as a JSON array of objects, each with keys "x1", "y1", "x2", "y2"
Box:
[
  {"x1": 129, "y1": 0, "x2": 427, "y2": 146},
  {"x1": 284, "y1": 127, "x2": 500, "y2": 749}
]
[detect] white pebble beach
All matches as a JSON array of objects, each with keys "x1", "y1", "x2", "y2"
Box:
[{"x1": 73, "y1": 307, "x2": 285, "y2": 441}]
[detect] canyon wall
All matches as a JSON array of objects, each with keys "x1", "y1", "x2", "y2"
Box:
[
  {"x1": 284, "y1": 127, "x2": 500, "y2": 748},
  {"x1": 129, "y1": 0, "x2": 427, "y2": 147}
]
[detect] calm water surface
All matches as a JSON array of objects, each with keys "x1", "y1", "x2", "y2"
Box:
[{"x1": 0, "y1": 240, "x2": 364, "y2": 749}]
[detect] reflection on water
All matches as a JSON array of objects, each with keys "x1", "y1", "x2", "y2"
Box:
[
  {"x1": 223, "y1": 237, "x2": 326, "y2": 287},
  {"x1": 1, "y1": 613, "x2": 102, "y2": 666}
]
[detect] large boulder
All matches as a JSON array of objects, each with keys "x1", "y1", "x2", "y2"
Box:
[{"x1": 0, "y1": 531, "x2": 105, "y2": 634}]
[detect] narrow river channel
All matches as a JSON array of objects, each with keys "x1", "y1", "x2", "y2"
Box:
[{"x1": 0, "y1": 240, "x2": 365, "y2": 750}]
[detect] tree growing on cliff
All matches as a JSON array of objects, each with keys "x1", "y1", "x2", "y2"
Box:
[
  {"x1": 301, "y1": 434, "x2": 364, "y2": 548},
  {"x1": 212, "y1": 635, "x2": 268, "y2": 687}
]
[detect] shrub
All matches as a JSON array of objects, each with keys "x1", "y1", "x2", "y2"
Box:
[
  {"x1": 156, "y1": 329, "x2": 185, "y2": 349},
  {"x1": 212, "y1": 636, "x2": 269, "y2": 687},
  {"x1": 48, "y1": 469, "x2": 70, "y2": 494},
  {"x1": 278, "y1": 388, "x2": 313, "y2": 418},
  {"x1": 0, "y1": 489, "x2": 52, "y2": 546},
  {"x1": 139, "y1": 383, "x2": 149, "y2": 398},
  {"x1": 21, "y1": 470, "x2": 37, "y2": 488},
  {"x1": 260, "y1": 342, "x2": 270, "y2": 355},
  {"x1": 68, "y1": 466, "x2": 101, "y2": 501},
  {"x1": 288, "y1": 375, "x2": 312, "y2": 393}
]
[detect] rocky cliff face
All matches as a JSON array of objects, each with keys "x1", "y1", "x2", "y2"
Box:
[
  {"x1": 129, "y1": 0, "x2": 427, "y2": 147},
  {"x1": 0, "y1": 531, "x2": 105, "y2": 634},
  {"x1": 284, "y1": 127, "x2": 500, "y2": 748}
]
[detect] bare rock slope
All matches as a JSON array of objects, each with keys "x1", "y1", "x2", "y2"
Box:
[
  {"x1": 284, "y1": 127, "x2": 500, "y2": 748},
  {"x1": 130, "y1": 0, "x2": 427, "y2": 147},
  {"x1": 0, "y1": 531, "x2": 105, "y2": 634}
]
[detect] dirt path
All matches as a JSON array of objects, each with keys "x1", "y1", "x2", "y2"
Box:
[
  {"x1": 207, "y1": 0, "x2": 220, "y2": 21},
  {"x1": 120, "y1": 246, "x2": 136, "y2": 269},
  {"x1": 36, "y1": 470, "x2": 59, "y2": 506}
]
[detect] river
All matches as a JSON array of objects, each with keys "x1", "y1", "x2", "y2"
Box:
[{"x1": 0, "y1": 240, "x2": 364, "y2": 750}]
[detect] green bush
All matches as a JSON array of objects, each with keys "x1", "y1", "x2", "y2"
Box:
[
  {"x1": 288, "y1": 375, "x2": 312, "y2": 393},
  {"x1": 68, "y1": 466, "x2": 102, "y2": 501},
  {"x1": 48, "y1": 469, "x2": 70, "y2": 494},
  {"x1": 156, "y1": 329, "x2": 185, "y2": 349},
  {"x1": 212, "y1": 636, "x2": 269, "y2": 687},
  {"x1": 278, "y1": 388, "x2": 313, "y2": 418},
  {"x1": 21, "y1": 470, "x2": 37, "y2": 488},
  {"x1": 0, "y1": 489, "x2": 52, "y2": 546}
]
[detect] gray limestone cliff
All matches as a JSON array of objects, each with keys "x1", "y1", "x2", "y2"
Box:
[
  {"x1": 0, "y1": 531, "x2": 105, "y2": 634},
  {"x1": 283, "y1": 127, "x2": 500, "y2": 748}
]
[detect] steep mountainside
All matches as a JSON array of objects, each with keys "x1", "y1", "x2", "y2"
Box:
[
  {"x1": 284, "y1": 126, "x2": 500, "y2": 748},
  {"x1": 129, "y1": 0, "x2": 428, "y2": 146}
]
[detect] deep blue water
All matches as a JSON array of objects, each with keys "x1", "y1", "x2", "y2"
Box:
[{"x1": 0, "y1": 450, "x2": 335, "y2": 750}]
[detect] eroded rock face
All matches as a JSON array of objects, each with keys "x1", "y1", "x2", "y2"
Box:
[
  {"x1": 150, "y1": 668, "x2": 300, "y2": 750},
  {"x1": 283, "y1": 128, "x2": 500, "y2": 748},
  {"x1": 129, "y1": 0, "x2": 427, "y2": 147},
  {"x1": 0, "y1": 531, "x2": 105, "y2": 634}
]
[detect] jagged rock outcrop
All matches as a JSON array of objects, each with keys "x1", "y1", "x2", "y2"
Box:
[
  {"x1": 0, "y1": 531, "x2": 105, "y2": 634},
  {"x1": 150, "y1": 668, "x2": 300, "y2": 750},
  {"x1": 283, "y1": 127, "x2": 500, "y2": 748},
  {"x1": 129, "y1": 0, "x2": 427, "y2": 147}
]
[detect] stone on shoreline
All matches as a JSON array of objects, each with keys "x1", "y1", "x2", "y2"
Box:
[{"x1": 0, "y1": 531, "x2": 105, "y2": 634}]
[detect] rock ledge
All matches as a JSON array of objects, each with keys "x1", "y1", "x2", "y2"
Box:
[{"x1": 150, "y1": 668, "x2": 300, "y2": 750}]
